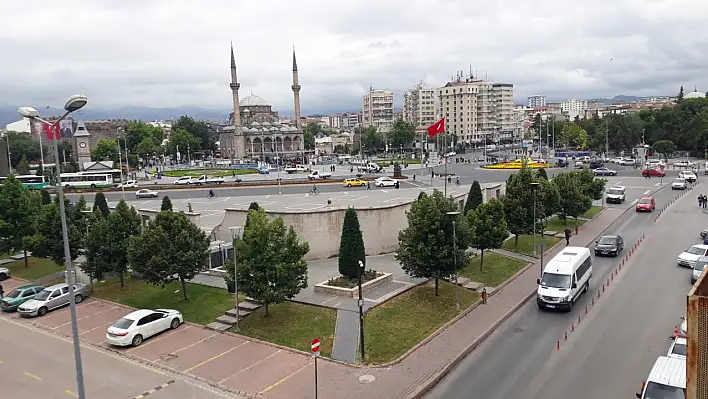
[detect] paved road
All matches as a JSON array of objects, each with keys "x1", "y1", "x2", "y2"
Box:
[
  {"x1": 425, "y1": 182, "x2": 689, "y2": 399},
  {"x1": 0, "y1": 315, "x2": 243, "y2": 399}
]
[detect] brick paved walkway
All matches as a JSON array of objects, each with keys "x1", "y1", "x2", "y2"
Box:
[{"x1": 258, "y1": 208, "x2": 621, "y2": 399}]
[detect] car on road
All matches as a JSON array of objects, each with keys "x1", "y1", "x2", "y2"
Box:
[
  {"x1": 605, "y1": 186, "x2": 626, "y2": 203},
  {"x1": 135, "y1": 189, "x2": 159, "y2": 198},
  {"x1": 635, "y1": 196, "x2": 656, "y2": 212},
  {"x1": 671, "y1": 178, "x2": 688, "y2": 190},
  {"x1": 647, "y1": 159, "x2": 666, "y2": 168},
  {"x1": 574, "y1": 161, "x2": 585, "y2": 169},
  {"x1": 594, "y1": 235, "x2": 624, "y2": 257},
  {"x1": 0, "y1": 284, "x2": 44, "y2": 312},
  {"x1": 617, "y1": 158, "x2": 637, "y2": 166},
  {"x1": 667, "y1": 336, "x2": 687, "y2": 359},
  {"x1": 635, "y1": 356, "x2": 686, "y2": 399},
  {"x1": 173, "y1": 176, "x2": 193, "y2": 185},
  {"x1": 593, "y1": 167, "x2": 617, "y2": 176},
  {"x1": 701, "y1": 228, "x2": 708, "y2": 239},
  {"x1": 677, "y1": 244, "x2": 708, "y2": 268},
  {"x1": 0, "y1": 267, "x2": 9, "y2": 281},
  {"x1": 117, "y1": 180, "x2": 138, "y2": 188},
  {"x1": 106, "y1": 309, "x2": 183, "y2": 347},
  {"x1": 589, "y1": 159, "x2": 604, "y2": 169},
  {"x1": 343, "y1": 178, "x2": 366, "y2": 187},
  {"x1": 691, "y1": 256, "x2": 708, "y2": 284},
  {"x1": 642, "y1": 168, "x2": 666, "y2": 177},
  {"x1": 673, "y1": 160, "x2": 695, "y2": 168},
  {"x1": 18, "y1": 283, "x2": 89, "y2": 317},
  {"x1": 678, "y1": 170, "x2": 697, "y2": 183},
  {"x1": 374, "y1": 177, "x2": 398, "y2": 187}
]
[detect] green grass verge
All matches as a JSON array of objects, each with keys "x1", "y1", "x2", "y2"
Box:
[
  {"x1": 582, "y1": 206, "x2": 602, "y2": 219},
  {"x1": 92, "y1": 277, "x2": 237, "y2": 325},
  {"x1": 155, "y1": 168, "x2": 258, "y2": 178},
  {"x1": 459, "y1": 252, "x2": 530, "y2": 287},
  {"x1": 376, "y1": 159, "x2": 422, "y2": 167},
  {"x1": 363, "y1": 281, "x2": 478, "y2": 364},
  {"x1": 502, "y1": 235, "x2": 561, "y2": 257},
  {"x1": 545, "y1": 216, "x2": 586, "y2": 233},
  {"x1": 235, "y1": 302, "x2": 336, "y2": 358},
  {"x1": 5, "y1": 257, "x2": 64, "y2": 281}
]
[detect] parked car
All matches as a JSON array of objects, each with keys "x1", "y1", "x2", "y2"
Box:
[
  {"x1": 594, "y1": 234, "x2": 624, "y2": 257},
  {"x1": 593, "y1": 167, "x2": 617, "y2": 176},
  {"x1": 106, "y1": 309, "x2": 183, "y2": 347},
  {"x1": 117, "y1": 180, "x2": 138, "y2": 188},
  {"x1": 677, "y1": 244, "x2": 708, "y2": 268},
  {"x1": 679, "y1": 170, "x2": 697, "y2": 183},
  {"x1": 136, "y1": 189, "x2": 159, "y2": 198},
  {"x1": 642, "y1": 168, "x2": 666, "y2": 177},
  {"x1": 635, "y1": 196, "x2": 656, "y2": 212},
  {"x1": 691, "y1": 256, "x2": 708, "y2": 284},
  {"x1": 0, "y1": 267, "x2": 9, "y2": 281},
  {"x1": 617, "y1": 158, "x2": 637, "y2": 166},
  {"x1": 700, "y1": 228, "x2": 708, "y2": 239},
  {"x1": 0, "y1": 284, "x2": 44, "y2": 312},
  {"x1": 667, "y1": 336, "x2": 687, "y2": 359},
  {"x1": 343, "y1": 178, "x2": 366, "y2": 187},
  {"x1": 589, "y1": 160, "x2": 604, "y2": 169},
  {"x1": 374, "y1": 177, "x2": 398, "y2": 187},
  {"x1": 18, "y1": 283, "x2": 89, "y2": 317},
  {"x1": 173, "y1": 176, "x2": 193, "y2": 185},
  {"x1": 673, "y1": 160, "x2": 695, "y2": 168},
  {"x1": 672, "y1": 178, "x2": 688, "y2": 190}
]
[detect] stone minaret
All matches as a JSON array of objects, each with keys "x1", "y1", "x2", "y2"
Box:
[
  {"x1": 228, "y1": 43, "x2": 246, "y2": 159},
  {"x1": 291, "y1": 48, "x2": 302, "y2": 130}
]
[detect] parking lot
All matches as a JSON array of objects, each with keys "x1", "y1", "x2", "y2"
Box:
[{"x1": 0, "y1": 286, "x2": 313, "y2": 396}]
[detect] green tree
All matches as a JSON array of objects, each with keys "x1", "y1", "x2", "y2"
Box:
[
  {"x1": 26, "y1": 203, "x2": 82, "y2": 265},
  {"x1": 40, "y1": 189, "x2": 51, "y2": 205},
  {"x1": 388, "y1": 120, "x2": 416, "y2": 148},
  {"x1": 0, "y1": 176, "x2": 37, "y2": 266},
  {"x1": 93, "y1": 192, "x2": 110, "y2": 217},
  {"x1": 551, "y1": 172, "x2": 591, "y2": 226},
  {"x1": 501, "y1": 167, "x2": 534, "y2": 249},
  {"x1": 468, "y1": 199, "x2": 508, "y2": 273},
  {"x1": 536, "y1": 168, "x2": 548, "y2": 180},
  {"x1": 69, "y1": 196, "x2": 90, "y2": 245},
  {"x1": 360, "y1": 127, "x2": 383, "y2": 152},
  {"x1": 7, "y1": 131, "x2": 42, "y2": 167},
  {"x1": 677, "y1": 86, "x2": 685, "y2": 103},
  {"x1": 134, "y1": 136, "x2": 159, "y2": 160},
  {"x1": 463, "y1": 180, "x2": 483, "y2": 216},
  {"x1": 534, "y1": 177, "x2": 560, "y2": 236},
  {"x1": 244, "y1": 201, "x2": 260, "y2": 230},
  {"x1": 83, "y1": 216, "x2": 110, "y2": 281},
  {"x1": 533, "y1": 114, "x2": 542, "y2": 136},
  {"x1": 575, "y1": 168, "x2": 606, "y2": 203},
  {"x1": 173, "y1": 115, "x2": 212, "y2": 152},
  {"x1": 396, "y1": 190, "x2": 471, "y2": 296},
  {"x1": 167, "y1": 128, "x2": 200, "y2": 159},
  {"x1": 161, "y1": 196, "x2": 173, "y2": 212},
  {"x1": 303, "y1": 122, "x2": 323, "y2": 150},
  {"x1": 338, "y1": 208, "x2": 366, "y2": 278},
  {"x1": 17, "y1": 155, "x2": 30, "y2": 175},
  {"x1": 653, "y1": 139, "x2": 676, "y2": 161},
  {"x1": 234, "y1": 208, "x2": 309, "y2": 316},
  {"x1": 101, "y1": 200, "x2": 142, "y2": 287},
  {"x1": 92, "y1": 138, "x2": 119, "y2": 163},
  {"x1": 559, "y1": 122, "x2": 589, "y2": 149},
  {"x1": 128, "y1": 211, "x2": 210, "y2": 300},
  {"x1": 124, "y1": 121, "x2": 164, "y2": 155}
]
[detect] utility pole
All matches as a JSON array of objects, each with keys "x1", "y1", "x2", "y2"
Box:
[{"x1": 605, "y1": 115, "x2": 609, "y2": 158}]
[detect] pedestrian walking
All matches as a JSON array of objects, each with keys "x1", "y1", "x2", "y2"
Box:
[
  {"x1": 0, "y1": 282, "x2": 4, "y2": 298},
  {"x1": 367, "y1": 181, "x2": 371, "y2": 190},
  {"x1": 413, "y1": 174, "x2": 416, "y2": 181},
  {"x1": 564, "y1": 228, "x2": 572, "y2": 246}
]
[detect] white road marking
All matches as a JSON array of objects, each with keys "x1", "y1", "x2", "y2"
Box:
[
  {"x1": 265, "y1": 195, "x2": 271, "y2": 199},
  {"x1": 381, "y1": 190, "x2": 388, "y2": 194},
  {"x1": 643, "y1": 190, "x2": 652, "y2": 195},
  {"x1": 630, "y1": 199, "x2": 639, "y2": 206},
  {"x1": 654, "y1": 182, "x2": 662, "y2": 187},
  {"x1": 382, "y1": 198, "x2": 405, "y2": 203}
]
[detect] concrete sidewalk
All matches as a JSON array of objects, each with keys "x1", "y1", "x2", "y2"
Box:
[{"x1": 258, "y1": 208, "x2": 621, "y2": 399}]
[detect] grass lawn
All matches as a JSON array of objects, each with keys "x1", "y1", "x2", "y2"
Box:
[
  {"x1": 235, "y1": 302, "x2": 337, "y2": 358},
  {"x1": 156, "y1": 168, "x2": 258, "y2": 178},
  {"x1": 545, "y1": 216, "x2": 586, "y2": 233},
  {"x1": 5, "y1": 257, "x2": 64, "y2": 281},
  {"x1": 459, "y1": 252, "x2": 529, "y2": 287},
  {"x1": 363, "y1": 281, "x2": 478, "y2": 364},
  {"x1": 502, "y1": 234, "x2": 561, "y2": 257},
  {"x1": 582, "y1": 206, "x2": 602, "y2": 219},
  {"x1": 92, "y1": 277, "x2": 238, "y2": 325}
]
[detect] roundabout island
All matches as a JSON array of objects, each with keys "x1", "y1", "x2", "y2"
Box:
[{"x1": 483, "y1": 158, "x2": 555, "y2": 169}]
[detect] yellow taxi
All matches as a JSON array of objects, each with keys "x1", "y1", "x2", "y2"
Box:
[{"x1": 343, "y1": 178, "x2": 367, "y2": 187}]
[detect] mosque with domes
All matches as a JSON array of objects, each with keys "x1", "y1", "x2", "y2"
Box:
[{"x1": 219, "y1": 44, "x2": 305, "y2": 161}]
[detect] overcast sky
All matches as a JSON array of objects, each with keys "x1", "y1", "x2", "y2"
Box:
[{"x1": 1, "y1": 0, "x2": 707, "y2": 115}]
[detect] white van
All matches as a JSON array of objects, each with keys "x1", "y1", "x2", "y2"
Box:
[
  {"x1": 635, "y1": 356, "x2": 685, "y2": 398},
  {"x1": 536, "y1": 246, "x2": 592, "y2": 311}
]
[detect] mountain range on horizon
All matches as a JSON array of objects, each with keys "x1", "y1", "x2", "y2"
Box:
[{"x1": 0, "y1": 95, "x2": 661, "y2": 128}]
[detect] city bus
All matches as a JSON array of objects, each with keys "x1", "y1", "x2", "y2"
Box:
[
  {"x1": 59, "y1": 173, "x2": 114, "y2": 189},
  {"x1": 0, "y1": 175, "x2": 50, "y2": 190},
  {"x1": 80, "y1": 169, "x2": 123, "y2": 184}
]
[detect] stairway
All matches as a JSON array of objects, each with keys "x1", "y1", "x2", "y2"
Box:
[{"x1": 206, "y1": 298, "x2": 263, "y2": 332}]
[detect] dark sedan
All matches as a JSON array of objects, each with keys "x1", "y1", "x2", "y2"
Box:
[{"x1": 594, "y1": 234, "x2": 624, "y2": 257}]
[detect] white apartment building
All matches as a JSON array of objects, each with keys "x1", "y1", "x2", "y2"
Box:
[
  {"x1": 320, "y1": 115, "x2": 342, "y2": 129},
  {"x1": 403, "y1": 84, "x2": 437, "y2": 134},
  {"x1": 362, "y1": 89, "x2": 395, "y2": 133},
  {"x1": 527, "y1": 95, "x2": 547, "y2": 108},
  {"x1": 560, "y1": 99, "x2": 587, "y2": 115},
  {"x1": 436, "y1": 76, "x2": 517, "y2": 144},
  {"x1": 341, "y1": 112, "x2": 362, "y2": 129}
]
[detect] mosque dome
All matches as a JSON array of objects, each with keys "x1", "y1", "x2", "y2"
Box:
[
  {"x1": 239, "y1": 94, "x2": 270, "y2": 107},
  {"x1": 251, "y1": 121, "x2": 261, "y2": 127},
  {"x1": 685, "y1": 90, "x2": 706, "y2": 99},
  {"x1": 262, "y1": 121, "x2": 271, "y2": 127},
  {"x1": 280, "y1": 126, "x2": 289, "y2": 132},
  {"x1": 288, "y1": 126, "x2": 298, "y2": 132}
]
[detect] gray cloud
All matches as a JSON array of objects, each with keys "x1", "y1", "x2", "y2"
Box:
[{"x1": 1, "y1": 0, "x2": 707, "y2": 117}]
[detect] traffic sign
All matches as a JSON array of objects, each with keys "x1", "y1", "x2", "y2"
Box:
[{"x1": 311, "y1": 338, "x2": 320, "y2": 353}]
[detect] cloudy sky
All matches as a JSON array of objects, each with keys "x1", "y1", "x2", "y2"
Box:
[{"x1": 1, "y1": 0, "x2": 707, "y2": 115}]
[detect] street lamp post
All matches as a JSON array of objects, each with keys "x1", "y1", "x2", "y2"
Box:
[
  {"x1": 447, "y1": 211, "x2": 461, "y2": 312},
  {"x1": 229, "y1": 226, "x2": 242, "y2": 329},
  {"x1": 117, "y1": 142, "x2": 126, "y2": 200},
  {"x1": 357, "y1": 260, "x2": 366, "y2": 363},
  {"x1": 18, "y1": 95, "x2": 89, "y2": 399},
  {"x1": 530, "y1": 182, "x2": 540, "y2": 257}
]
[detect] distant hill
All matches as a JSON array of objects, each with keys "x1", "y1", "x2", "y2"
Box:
[{"x1": 611, "y1": 95, "x2": 645, "y2": 102}]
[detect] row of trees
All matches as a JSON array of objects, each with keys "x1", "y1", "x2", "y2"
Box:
[{"x1": 304, "y1": 121, "x2": 417, "y2": 155}]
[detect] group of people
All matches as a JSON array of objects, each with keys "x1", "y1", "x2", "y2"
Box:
[{"x1": 698, "y1": 194, "x2": 708, "y2": 209}]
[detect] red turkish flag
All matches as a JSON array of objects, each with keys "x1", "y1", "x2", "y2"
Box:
[
  {"x1": 43, "y1": 123, "x2": 60, "y2": 140},
  {"x1": 427, "y1": 118, "x2": 445, "y2": 138}
]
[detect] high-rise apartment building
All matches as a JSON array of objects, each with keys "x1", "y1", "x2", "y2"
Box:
[
  {"x1": 341, "y1": 112, "x2": 362, "y2": 129},
  {"x1": 362, "y1": 89, "x2": 395, "y2": 133},
  {"x1": 560, "y1": 99, "x2": 587, "y2": 114},
  {"x1": 402, "y1": 83, "x2": 437, "y2": 134},
  {"x1": 436, "y1": 74, "x2": 517, "y2": 144},
  {"x1": 528, "y1": 95, "x2": 547, "y2": 108}
]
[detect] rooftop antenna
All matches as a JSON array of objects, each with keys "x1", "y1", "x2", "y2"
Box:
[{"x1": 485, "y1": 70, "x2": 488, "y2": 81}]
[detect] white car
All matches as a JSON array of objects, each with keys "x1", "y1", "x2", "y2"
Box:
[
  {"x1": 677, "y1": 244, "x2": 708, "y2": 268},
  {"x1": 118, "y1": 180, "x2": 138, "y2": 188},
  {"x1": 106, "y1": 309, "x2": 183, "y2": 347},
  {"x1": 375, "y1": 177, "x2": 398, "y2": 187},
  {"x1": 135, "y1": 189, "x2": 159, "y2": 198},
  {"x1": 0, "y1": 267, "x2": 9, "y2": 280},
  {"x1": 617, "y1": 158, "x2": 637, "y2": 166},
  {"x1": 667, "y1": 336, "x2": 687, "y2": 359},
  {"x1": 647, "y1": 159, "x2": 665, "y2": 168},
  {"x1": 173, "y1": 176, "x2": 193, "y2": 185},
  {"x1": 672, "y1": 178, "x2": 688, "y2": 190},
  {"x1": 674, "y1": 160, "x2": 695, "y2": 168},
  {"x1": 678, "y1": 171, "x2": 697, "y2": 183}
]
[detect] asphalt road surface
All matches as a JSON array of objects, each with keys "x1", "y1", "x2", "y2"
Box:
[
  {"x1": 425, "y1": 182, "x2": 697, "y2": 399},
  {"x1": 0, "y1": 316, "x2": 244, "y2": 399}
]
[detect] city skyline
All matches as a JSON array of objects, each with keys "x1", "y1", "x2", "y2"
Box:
[{"x1": 1, "y1": 0, "x2": 706, "y2": 115}]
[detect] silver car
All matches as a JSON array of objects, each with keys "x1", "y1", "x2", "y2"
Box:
[
  {"x1": 18, "y1": 283, "x2": 89, "y2": 317},
  {"x1": 135, "y1": 189, "x2": 159, "y2": 198},
  {"x1": 0, "y1": 267, "x2": 9, "y2": 281}
]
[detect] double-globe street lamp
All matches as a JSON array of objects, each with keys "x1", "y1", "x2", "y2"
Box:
[{"x1": 18, "y1": 95, "x2": 88, "y2": 399}]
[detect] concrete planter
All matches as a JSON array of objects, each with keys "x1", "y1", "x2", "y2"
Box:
[{"x1": 314, "y1": 272, "x2": 393, "y2": 298}]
